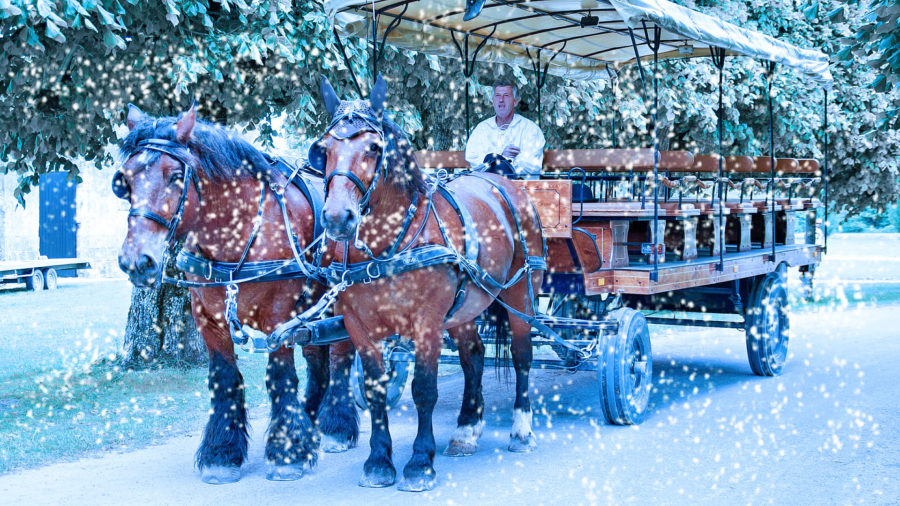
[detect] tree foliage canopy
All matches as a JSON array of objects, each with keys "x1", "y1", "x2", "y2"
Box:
[
  {"x1": 834, "y1": 0, "x2": 900, "y2": 128},
  {"x1": 1, "y1": 0, "x2": 897, "y2": 212}
]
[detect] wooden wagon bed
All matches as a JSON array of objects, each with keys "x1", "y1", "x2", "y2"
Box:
[{"x1": 417, "y1": 148, "x2": 824, "y2": 296}]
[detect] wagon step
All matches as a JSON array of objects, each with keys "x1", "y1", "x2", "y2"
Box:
[
  {"x1": 532, "y1": 314, "x2": 618, "y2": 332},
  {"x1": 644, "y1": 316, "x2": 745, "y2": 329}
]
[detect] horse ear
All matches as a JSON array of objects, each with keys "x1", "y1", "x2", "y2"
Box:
[
  {"x1": 320, "y1": 77, "x2": 340, "y2": 117},
  {"x1": 175, "y1": 104, "x2": 196, "y2": 144},
  {"x1": 369, "y1": 73, "x2": 386, "y2": 119},
  {"x1": 126, "y1": 104, "x2": 146, "y2": 131}
]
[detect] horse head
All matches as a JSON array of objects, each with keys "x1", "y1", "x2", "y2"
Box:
[
  {"x1": 314, "y1": 75, "x2": 426, "y2": 243},
  {"x1": 115, "y1": 104, "x2": 201, "y2": 287}
]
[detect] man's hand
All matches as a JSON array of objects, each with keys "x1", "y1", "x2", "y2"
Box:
[{"x1": 502, "y1": 145, "x2": 520, "y2": 159}]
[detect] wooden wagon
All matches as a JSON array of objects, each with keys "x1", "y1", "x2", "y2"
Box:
[{"x1": 298, "y1": 0, "x2": 833, "y2": 424}]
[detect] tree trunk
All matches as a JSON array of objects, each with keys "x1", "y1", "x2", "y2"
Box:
[{"x1": 121, "y1": 259, "x2": 206, "y2": 368}]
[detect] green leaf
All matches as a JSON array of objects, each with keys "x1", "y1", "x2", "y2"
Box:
[
  {"x1": 802, "y1": 1, "x2": 818, "y2": 21},
  {"x1": 45, "y1": 19, "x2": 66, "y2": 43},
  {"x1": 36, "y1": 0, "x2": 53, "y2": 18},
  {"x1": 68, "y1": 0, "x2": 90, "y2": 17}
]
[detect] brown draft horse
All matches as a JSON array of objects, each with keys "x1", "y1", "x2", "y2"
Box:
[
  {"x1": 115, "y1": 105, "x2": 358, "y2": 484},
  {"x1": 315, "y1": 76, "x2": 545, "y2": 492}
]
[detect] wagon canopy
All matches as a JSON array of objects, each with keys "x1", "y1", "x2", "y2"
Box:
[{"x1": 325, "y1": 0, "x2": 833, "y2": 88}]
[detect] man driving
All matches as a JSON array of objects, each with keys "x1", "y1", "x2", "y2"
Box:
[{"x1": 465, "y1": 77, "x2": 546, "y2": 179}]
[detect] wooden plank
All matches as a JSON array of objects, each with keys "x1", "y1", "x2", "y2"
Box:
[
  {"x1": 752, "y1": 157, "x2": 801, "y2": 174},
  {"x1": 689, "y1": 155, "x2": 755, "y2": 174},
  {"x1": 513, "y1": 180, "x2": 572, "y2": 238},
  {"x1": 541, "y1": 149, "x2": 694, "y2": 172},
  {"x1": 582, "y1": 245, "x2": 822, "y2": 295},
  {"x1": 578, "y1": 200, "x2": 700, "y2": 218},
  {"x1": 414, "y1": 150, "x2": 468, "y2": 169}
]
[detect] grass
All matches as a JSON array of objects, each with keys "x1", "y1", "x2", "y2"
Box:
[{"x1": 0, "y1": 279, "x2": 292, "y2": 474}]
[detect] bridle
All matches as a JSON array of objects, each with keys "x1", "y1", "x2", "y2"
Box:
[
  {"x1": 113, "y1": 138, "x2": 201, "y2": 279},
  {"x1": 309, "y1": 103, "x2": 392, "y2": 216}
]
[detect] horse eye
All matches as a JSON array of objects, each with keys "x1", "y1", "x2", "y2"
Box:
[
  {"x1": 168, "y1": 171, "x2": 185, "y2": 185},
  {"x1": 368, "y1": 142, "x2": 382, "y2": 154}
]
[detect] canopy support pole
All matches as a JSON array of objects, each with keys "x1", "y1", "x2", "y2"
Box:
[
  {"x1": 823, "y1": 88, "x2": 829, "y2": 253},
  {"x1": 710, "y1": 47, "x2": 726, "y2": 272},
  {"x1": 606, "y1": 64, "x2": 619, "y2": 148},
  {"x1": 333, "y1": 29, "x2": 363, "y2": 98},
  {"x1": 628, "y1": 28, "x2": 647, "y2": 87},
  {"x1": 765, "y1": 61, "x2": 777, "y2": 264},
  {"x1": 643, "y1": 22, "x2": 662, "y2": 282},
  {"x1": 451, "y1": 27, "x2": 496, "y2": 139},
  {"x1": 526, "y1": 43, "x2": 566, "y2": 130},
  {"x1": 369, "y1": 3, "x2": 408, "y2": 84}
]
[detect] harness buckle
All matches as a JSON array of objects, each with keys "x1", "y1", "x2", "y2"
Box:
[
  {"x1": 340, "y1": 269, "x2": 354, "y2": 287},
  {"x1": 365, "y1": 262, "x2": 381, "y2": 282}
]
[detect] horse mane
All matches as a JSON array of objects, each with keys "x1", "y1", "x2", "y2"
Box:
[
  {"x1": 381, "y1": 117, "x2": 427, "y2": 199},
  {"x1": 118, "y1": 115, "x2": 275, "y2": 182}
]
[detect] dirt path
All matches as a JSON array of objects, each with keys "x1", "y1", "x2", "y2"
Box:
[{"x1": 1, "y1": 306, "x2": 898, "y2": 505}]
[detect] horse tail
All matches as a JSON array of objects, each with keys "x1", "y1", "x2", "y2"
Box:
[{"x1": 488, "y1": 300, "x2": 511, "y2": 375}]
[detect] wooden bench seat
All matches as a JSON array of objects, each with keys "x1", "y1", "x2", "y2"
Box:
[
  {"x1": 414, "y1": 149, "x2": 695, "y2": 172},
  {"x1": 577, "y1": 200, "x2": 701, "y2": 219}
]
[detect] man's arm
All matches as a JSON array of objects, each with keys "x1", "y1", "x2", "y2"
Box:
[
  {"x1": 512, "y1": 122, "x2": 546, "y2": 176},
  {"x1": 465, "y1": 122, "x2": 489, "y2": 167}
]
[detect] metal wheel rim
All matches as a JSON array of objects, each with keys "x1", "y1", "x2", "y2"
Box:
[{"x1": 626, "y1": 330, "x2": 651, "y2": 409}]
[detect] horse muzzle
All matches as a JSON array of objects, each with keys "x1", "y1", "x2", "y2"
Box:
[
  {"x1": 118, "y1": 252, "x2": 162, "y2": 288},
  {"x1": 322, "y1": 207, "x2": 360, "y2": 242}
]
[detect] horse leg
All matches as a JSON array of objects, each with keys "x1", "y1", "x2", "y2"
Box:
[
  {"x1": 398, "y1": 329, "x2": 442, "y2": 492},
  {"x1": 301, "y1": 344, "x2": 330, "y2": 421},
  {"x1": 264, "y1": 345, "x2": 318, "y2": 481},
  {"x1": 506, "y1": 311, "x2": 537, "y2": 452},
  {"x1": 502, "y1": 275, "x2": 541, "y2": 453},
  {"x1": 355, "y1": 337, "x2": 396, "y2": 488},
  {"x1": 444, "y1": 321, "x2": 485, "y2": 457},
  {"x1": 193, "y1": 312, "x2": 249, "y2": 484},
  {"x1": 317, "y1": 340, "x2": 360, "y2": 453}
]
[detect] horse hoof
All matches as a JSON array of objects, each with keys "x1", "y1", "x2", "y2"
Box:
[
  {"x1": 266, "y1": 464, "x2": 304, "y2": 481},
  {"x1": 508, "y1": 433, "x2": 537, "y2": 453},
  {"x1": 201, "y1": 465, "x2": 241, "y2": 484},
  {"x1": 358, "y1": 470, "x2": 396, "y2": 488},
  {"x1": 321, "y1": 434, "x2": 351, "y2": 453},
  {"x1": 444, "y1": 440, "x2": 477, "y2": 457},
  {"x1": 397, "y1": 475, "x2": 437, "y2": 492}
]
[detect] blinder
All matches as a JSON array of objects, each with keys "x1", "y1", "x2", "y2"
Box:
[
  {"x1": 112, "y1": 170, "x2": 131, "y2": 200},
  {"x1": 307, "y1": 140, "x2": 327, "y2": 172}
]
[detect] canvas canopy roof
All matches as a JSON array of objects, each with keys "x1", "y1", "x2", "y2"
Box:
[{"x1": 326, "y1": 0, "x2": 833, "y2": 89}]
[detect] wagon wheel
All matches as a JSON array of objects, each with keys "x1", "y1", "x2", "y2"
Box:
[
  {"x1": 43, "y1": 268, "x2": 58, "y2": 290},
  {"x1": 598, "y1": 308, "x2": 652, "y2": 425},
  {"x1": 745, "y1": 267, "x2": 790, "y2": 376},
  {"x1": 24, "y1": 269, "x2": 45, "y2": 291},
  {"x1": 351, "y1": 337, "x2": 412, "y2": 411}
]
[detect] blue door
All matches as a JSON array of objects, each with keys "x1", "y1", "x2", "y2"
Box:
[{"x1": 39, "y1": 172, "x2": 78, "y2": 276}]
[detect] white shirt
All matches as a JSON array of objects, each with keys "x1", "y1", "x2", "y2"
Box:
[{"x1": 465, "y1": 114, "x2": 546, "y2": 178}]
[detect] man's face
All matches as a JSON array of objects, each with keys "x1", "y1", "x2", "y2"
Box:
[{"x1": 493, "y1": 86, "x2": 519, "y2": 118}]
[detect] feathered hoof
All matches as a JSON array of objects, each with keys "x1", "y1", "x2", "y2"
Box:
[
  {"x1": 321, "y1": 434, "x2": 352, "y2": 453},
  {"x1": 397, "y1": 474, "x2": 437, "y2": 492},
  {"x1": 444, "y1": 440, "x2": 477, "y2": 457},
  {"x1": 358, "y1": 469, "x2": 396, "y2": 488},
  {"x1": 266, "y1": 463, "x2": 305, "y2": 481},
  {"x1": 507, "y1": 433, "x2": 537, "y2": 453},
  {"x1": 201, "y1": 465, "x2": 241, "y2": 484}
]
